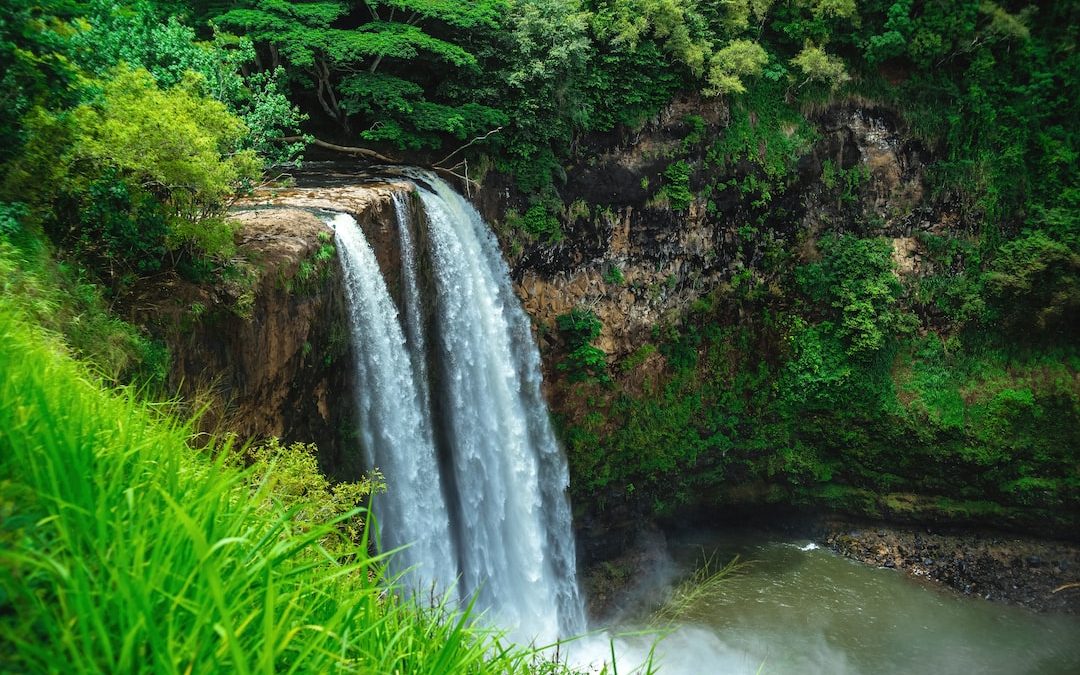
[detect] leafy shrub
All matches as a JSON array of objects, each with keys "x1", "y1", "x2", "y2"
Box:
[
  {"x1": 796, "y1": 234, "x2": 903, "y2": 358},
  {"x1": 984, "y1": 230, "x2": 1080, "y2": 333},
  {"x1": 246, "y1": 438, "x2": 385, "y2": 556},
  {"x1": 522, "y1": 203, "x2": 564, "y2": 242},
  {"x1": 0, "y1": 202, "x2": 27, "y2": 237},
  {"x1": 660, "y1": 160, "x2": 693, "y2": 212},
  {"x1": 59, "y1": 169, "x2": 169, "y2": 282},
  {"x1": 603, "y1": 265, "x2": 625, "y2": 285},
  {"x1": 556, "y1": 308, "x2": 608, "y2": 383},
  {"x1": 0, "y1": 235, "x2": 167, "y2": 387}
]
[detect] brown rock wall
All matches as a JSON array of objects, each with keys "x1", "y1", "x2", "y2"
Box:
[{"x1": 128, "y1": 183, "x2": 415, "y2": 479}]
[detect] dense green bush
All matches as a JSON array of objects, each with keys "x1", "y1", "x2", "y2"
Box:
[
  {"x1": 796, "y1": 234, "x2": 903, "y2": 358},
  {"x1": 556, "y1": 308, "x2": 610, "y2": 383},
  {"x1": 659, "y1": 161, "x2": 693, "y2": 212}
]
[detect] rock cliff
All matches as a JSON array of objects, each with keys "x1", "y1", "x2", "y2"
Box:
[
  {"x1": 488, "y1": 99, "x2": 949, "y2": 360},
  {"x1": 127, "y1": 179, "x2": 414, "y2": 478}
]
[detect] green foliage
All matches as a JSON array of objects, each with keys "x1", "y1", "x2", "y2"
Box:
[
  {"x1": 705, "y1": 38, "x2": 768, "y2": 95},
  {"x1": 796, "y1": 235, "x2": 902, "y2": 358},
  {"x1": 70, "y1": 67, "x2": 260, "y2": 228},
  {"x1": 0, "y1": 0, "x2": 82, "y2": 169},
  {"x1": 0, "y1": 202, "x2": 28, "y2": 238},
  {"x1": 62, "y1": 169, "x2": 170, "y2": 279},
  {"x1": 858, "y1": 1, "x2": 1076, "y2": 228},
  {"x1": 0, "y1": 230, "x2": 168, "y2": 387},
  {"x1": 790, "y1": 42, "x2": 850, "y2": 88},
  {"x1": 650, "y1": 554, "x2": 750, "y2": 627},
  {"x1": 561, "y1": 292, "x2": 1079, "y2": 527},
  {"x1": 0, "y1": 296, "x2": 577, "y2": 673},
  {"x1": 521, "y1": 204, "x2": 564, "y2": 242},
  {"x1": 556, "y1": 308, "x2": 609, "y2": 382},
  {"x1": 659, "y1": 160, "x2": 693, "y2": 211},
  {"x1": 286, "y1": 231, "x2": 337, "y2": 294},
  {"x1": 588, "y1": 0, "x2": 712, "y2": 75},
  {"x1": 217, "y1": 0, "x2": 508, "y2": 150},
  {"x1": 6, "y1": 66, "x2": 263, "y2": 281},
  {"x1": 707, "y1": 82, "x2": 816, "y2": 188},
  {"x1": 72, "y1": 1, "x2": 308, "y2": 165},
  {"x1": 494, "y1": 0, "x2": 591, "y2": 164},
  {"x1": 983, "y1": 229, "x2": 1080, "y2": 333},
  {"x1": 580, "y1": 37, "x2": 685, "y2": 132},
  {"x1": 245, "y1": 438, "x2": 385, "y2": 555},
  {"x1": 603, "y1": 265, "x2": 625, "y2": 285},
  {"x1": 819, "y1": 159, "x2": 869, "y2": 204}
]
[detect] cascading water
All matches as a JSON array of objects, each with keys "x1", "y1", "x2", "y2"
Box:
[
  {"x1": 329, "y1": 173, "x2": 585, "y2": 646},
  {"x1": 332, "y1": 210, "x2": 457, "y2": 598}
]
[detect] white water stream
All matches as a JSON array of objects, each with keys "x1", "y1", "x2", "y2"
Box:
[
  {"x1": 330, "y1": 173, "x2": 584, "y2": 646},
  {"x1": 333, "y1": 210, "x2": 458, "y2": 598}
]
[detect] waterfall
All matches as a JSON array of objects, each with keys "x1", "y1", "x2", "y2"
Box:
[
  {"x1": 329, "y1": 174, "x2": 585, "y2": 646},
  {"x1": 332, "y1": 211, "x2": 457, "y2": 598}
]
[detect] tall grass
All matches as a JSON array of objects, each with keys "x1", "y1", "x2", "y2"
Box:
[
  {"x1": 650, "y1": 553, "x2": 752, "y2": 627},
  {"x1": 0, "y1": 293, "x2": 571, "y2": 673},
  {"x1": 0, "y1": 236, "x2": 167, "y2": 388}
]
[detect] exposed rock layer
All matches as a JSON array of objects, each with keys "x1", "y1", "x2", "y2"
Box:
[
  {"x1": 824, "y1": 521, "x2": 1080, "y2": 614},
  {"x1": 482, "y1": 101, "x2": 947, "y2": 358},
  {"x1": 129, "y1": 182, "x2": 414, "y2": 478}
]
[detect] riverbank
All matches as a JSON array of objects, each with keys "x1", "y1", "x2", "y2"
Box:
[
  {"x1": 823, "y1": 520, "x2": 1080, "y2": 614},
  {"x1": 581, "y1": 515, "x2": 1080, "y2": 620}
]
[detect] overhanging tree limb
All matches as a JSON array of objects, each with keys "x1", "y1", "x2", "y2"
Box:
[
  {"x1": 433, "y1": 126, "x2": 503, "y2": 168},
  {"x1": 277, "y1": 136, "x2": 484, "y2": 188},
  {"x1": 280, "y1": 136, "x2": 398, "y2": 163}
]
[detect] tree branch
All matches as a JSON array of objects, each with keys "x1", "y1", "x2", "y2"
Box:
[
  {"x1": 276, "y1": 137, "x2": 480, "y2": 188},
  {"x1": 279, "y1": 137, "x2": 399, "y2": 164},
  {"x1": 434, "y1": 126, "x2": 503, "y2": 167}
]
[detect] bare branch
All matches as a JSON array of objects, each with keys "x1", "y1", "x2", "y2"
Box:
[
  {"x1": 275, "y1": 137, "x2": 483, "y2": 190},
  {"x1": 434, "y1": 126, "x2": 503, "y2": 167},
  {"x1": 279, "y1": 136, "x2": 399, "y2": 164}
]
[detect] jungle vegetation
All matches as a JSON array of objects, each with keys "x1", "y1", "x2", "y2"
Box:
[{"x1": 0, "y1": 0, "x2": 1077, "y2": 667}]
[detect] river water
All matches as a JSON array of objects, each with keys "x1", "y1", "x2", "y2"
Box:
[{"x1": 593, "y1": 529, "x2": 1080, "y2": 674}]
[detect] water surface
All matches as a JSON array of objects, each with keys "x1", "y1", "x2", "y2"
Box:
[{"x1": 603, "y1": 530, "x2": 1080, "y2": 674}]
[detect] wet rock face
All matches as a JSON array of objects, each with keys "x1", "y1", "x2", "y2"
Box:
[
  {"x1": 489, "y1": 102, "x2": 947, "y2": 359},
  {"x1": 803, "y1": 106, "x2": 935, "y2": 238}
]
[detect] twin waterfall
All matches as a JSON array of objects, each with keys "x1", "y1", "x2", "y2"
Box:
[{"x1": 331, "y1": 173, "x2": 585, "y2": 645}]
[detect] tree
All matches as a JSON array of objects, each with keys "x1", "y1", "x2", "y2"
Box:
[
  {"x1": 6, "y1": 66, "x2": 264, "y2": 280},
  {"x1": 791, "y1": 42, "x2": 850, "y2": 88},
  {"x1": 214, "y1": 1, "x2": 353, "y2": 127},
  {"x1": 706, "y1": 38, "x2": 768, "y2": 95},
  {"x1": 0, "y1": 0, "x2": 81, "y2": 169},
  {"x1": 71, "y1": 67, "x2": 261, "y2": 243},
  {"x1": 490, "y1": 0, "x2": 590, "y2": 180},
  {"x1": 588, "y1": 0, "x2": 776, "y2": 99},
  {"x1": 216, "y1": 0, "x2": 507, "y2": 149},
  {"x1": 71, "y1": 0, "x2": 308, "y2": 164}
]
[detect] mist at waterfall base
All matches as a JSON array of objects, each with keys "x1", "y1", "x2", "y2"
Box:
[
  {"x1": 327, "y1": 175, "x2": 1080, "y2": 674},
  {"x1": 587, "y1": 529, "x2": 1080, "y2": 674}
]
